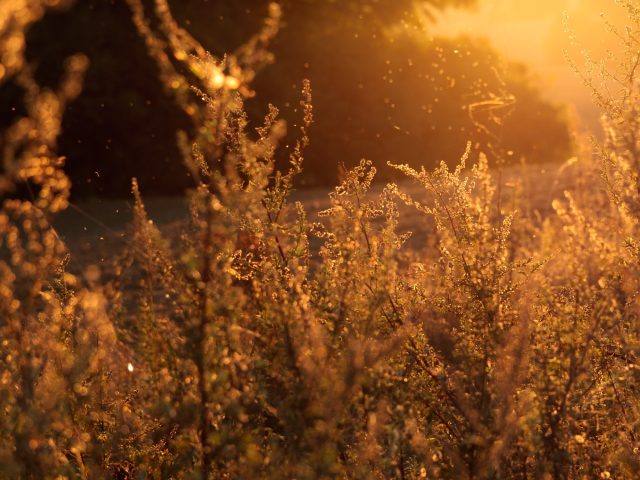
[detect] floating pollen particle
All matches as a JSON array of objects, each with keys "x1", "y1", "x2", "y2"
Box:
[{"x1": 127, "y1": 362, "x2": 134, "y2": 373}]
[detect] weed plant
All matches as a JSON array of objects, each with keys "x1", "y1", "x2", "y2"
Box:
[{"x1": 2, "y1": 0, "x2": 640, "y2": 478}]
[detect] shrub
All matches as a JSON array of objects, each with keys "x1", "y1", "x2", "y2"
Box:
[{"x1": 2, "y1": 1, "x2": 640, "y2": 478}]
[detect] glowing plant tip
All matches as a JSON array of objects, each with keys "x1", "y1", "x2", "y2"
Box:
[
  {"x1": 224, "y1": 75, "x2": 240, "y2": 90},
  {"x1": 211, "y1": 67, "x2": 225, "y2": 89},
  {"x1": 127, "y1": 362, "x2": 134, "y2": 373},
  {"x1": 269, "y1": 2, "x2": 281, "y2": 16}
]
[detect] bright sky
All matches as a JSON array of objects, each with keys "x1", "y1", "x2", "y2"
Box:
[{"x1": 430, "y1": 0, "x2": 628, "y2": 129}]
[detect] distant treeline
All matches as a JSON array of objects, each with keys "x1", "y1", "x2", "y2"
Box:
[{"x1": 1, "y1": 0, "x2": 571, "y2": 196}]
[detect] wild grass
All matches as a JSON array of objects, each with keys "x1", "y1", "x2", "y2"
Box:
[{"x1": 2, "y1": 0, "x2": 640, "y2": 478}]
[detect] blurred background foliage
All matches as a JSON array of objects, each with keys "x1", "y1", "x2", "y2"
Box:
[{"x1": 0, "y1": 0, "x2": 571, "y2": 196}]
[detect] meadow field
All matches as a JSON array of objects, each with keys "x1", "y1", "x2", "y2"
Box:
[
  {"x1": 2, "y1": 1, "x2": 640, "y2": 479},
  {"x1": 53, "y1": 161, "x2": 570, "y2": 273}
]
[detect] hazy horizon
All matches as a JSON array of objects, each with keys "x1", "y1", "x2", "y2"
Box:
[{"x1": 431, "y1": 0, "x2": 628, "y2": 131}]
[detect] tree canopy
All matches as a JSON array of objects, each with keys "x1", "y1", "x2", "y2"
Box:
[{"x1": 0, "y1": 0, "x2": 571, "y2": 196}]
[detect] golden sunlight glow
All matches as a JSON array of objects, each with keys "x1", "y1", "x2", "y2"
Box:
[
  {"x1": 210, "y1": 66, "x2": 226, "y2": 89},
  {"x1": 4, "y1": 0, "x2": 640, "y2": 476},
  {"x1": 432, "y1": 0, "x2": 628, "y2": 127}
]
